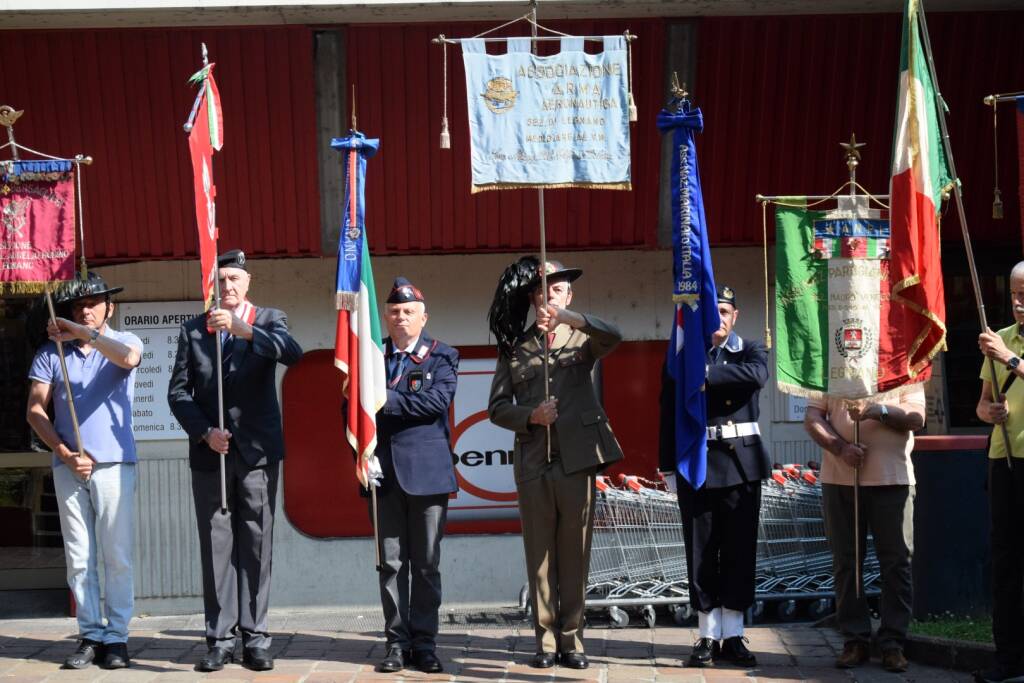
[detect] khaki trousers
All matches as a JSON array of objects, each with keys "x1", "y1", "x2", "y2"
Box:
[
  {"x1": 822, "y1": 484, "x2": 914, "y2": 650},
  {"x1": 517, "y1": 461, "x2": 596, "y2": 654}
]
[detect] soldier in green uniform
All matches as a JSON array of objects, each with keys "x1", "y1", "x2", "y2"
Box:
[{"x1": 488, "y1": 258, "x2": 624, "y2": 670}]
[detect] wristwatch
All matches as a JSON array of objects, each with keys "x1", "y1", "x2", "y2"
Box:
[
  {"x1": 878, "y1": 404, "x2": 889, "y2": 425},
  {"x1": 1008, "y1": 356, "x2": 1021, "y2": 371},
  {"x1": 88, "y1": 328, "x2": 100, "y2": 342}
]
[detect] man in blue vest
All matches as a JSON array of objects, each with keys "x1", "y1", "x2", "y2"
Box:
[{"x1": 371, "y1": 277, "x2": 459, "y2": 675}]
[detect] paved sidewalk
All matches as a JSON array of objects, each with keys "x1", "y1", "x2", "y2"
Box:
[{"x1": 0, "y1": 608, "x2": 974, "y2": 682}]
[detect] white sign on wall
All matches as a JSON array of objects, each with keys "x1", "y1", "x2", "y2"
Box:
[
  {"x1": 449, "y1": 356, "x2": 519, "y2": 521},
  {"x1": 118, "y1": 301, "x2": 203, "y2": 441},
  {"x1": 786, "y1": 394, "x2": 808, "y2": 422}
]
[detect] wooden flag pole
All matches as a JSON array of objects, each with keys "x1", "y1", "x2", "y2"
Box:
[{"x1": 919, "y1": 1, "x2": 1013, "y2": 467}]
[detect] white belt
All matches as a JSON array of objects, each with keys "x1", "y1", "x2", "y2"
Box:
[{"x1": 707, "y1": 422, "x2": 760, "y2": 440}]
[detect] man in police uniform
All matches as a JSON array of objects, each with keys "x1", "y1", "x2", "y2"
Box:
[
  {"x1": 168, "y1": 249, "x2": 303, "y2": 672},
  {"x1": 659, "y1": 285, "x2": 770, "y2": 668},
  {"x1": 489, "y1": 261, "x2": 624, "y2": 670},
  {"x1": 371, "y1": 277, "x2": 459, "y2": 675}
]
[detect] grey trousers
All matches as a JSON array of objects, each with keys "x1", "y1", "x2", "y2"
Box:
[
  {"x1": 517, "y1": 462, "x2": 596, "y2": 655},
  {"x1": 191, "y1": 457, "x2": 279, "y2": 650},
  {"x1": 373, "y1": 487, "x2": 449, "y2": 652},
  {"x1": 822, "y1": 483, "x2": 914, "y2": 649}
]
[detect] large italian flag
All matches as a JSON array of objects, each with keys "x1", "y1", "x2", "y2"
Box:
[
  {"x1": 885, "y1": 0, "x2": 949, "y2": 392},
  {"x1": 335, "y1": 238, "x2": 386, "y2": 488},
  {"x1": 775, "y1": 0, "x2": 949, "y2": 400},
  {"x1": 333, "y1": 133, "x2": 386, "y2": 488}
]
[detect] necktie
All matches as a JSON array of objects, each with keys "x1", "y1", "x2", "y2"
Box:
[
  {"x1": 389, "y1": 352, "x2": 407, "y2": 386},
  {"x1": 221, "y1": 332, "x2": 234, "y2": 370}
]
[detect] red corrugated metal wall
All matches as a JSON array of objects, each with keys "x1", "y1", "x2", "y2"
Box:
[
  {"x1": 347, "y1": 19, "x2": 665, "y2": 254},
  {"x1": 0, "y1": 27, "x2": 320, "y2": 263},
  {"x1": 695, "y1": 11, "x2": 1024, "y2": 248}
]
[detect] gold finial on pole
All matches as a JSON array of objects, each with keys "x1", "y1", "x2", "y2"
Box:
[
  {"x1": 669, "y1": 72, "x2": 688, "y2": 100},
  {"x1": 841, "y1": 133, "x2": 866, "y2": 186}
]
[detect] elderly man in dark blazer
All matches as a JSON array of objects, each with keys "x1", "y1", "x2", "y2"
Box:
[
  {"x1": 660, "y1": 285, "x2": 770, "y2": 669},
  {"x1": 489, "y1": 260, "x2": 624, "y2": 671},
  {"x1": 168, "y1": 249, "x2": 302, "y2": 673},
  {"x1": 371, "y1": 277, "x2": 459, "y2": 675}
]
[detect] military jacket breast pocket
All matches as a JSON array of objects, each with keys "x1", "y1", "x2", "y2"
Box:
[
  {"x1": 511, "y1": 363, "x2": 537, "y2": 404},
  {"x1": 557, "y1": 349, "x2": 589, "y2": 385}
]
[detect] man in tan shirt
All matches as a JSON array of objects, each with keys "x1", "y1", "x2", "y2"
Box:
[{"x1": 804, "y1": 384, "x2": 925, "y2": 673}]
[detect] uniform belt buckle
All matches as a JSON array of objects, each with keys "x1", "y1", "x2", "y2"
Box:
[{"x1": 714, "y1": 425, "x2": 723, "y2": 441}]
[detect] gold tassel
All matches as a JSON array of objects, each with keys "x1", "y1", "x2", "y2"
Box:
[
  {"x1": 992, "y1": 99, "x2": 1003, "y2": 219},
  {"x1": 440, "y1": 36, "x2": 451, "y2": 150},
  {"x1": 440, "y1": 115, "x2": 451, "y2": 149},
  {"x1": 628, "y1": 92, "x2": 638, "y2": 122}
]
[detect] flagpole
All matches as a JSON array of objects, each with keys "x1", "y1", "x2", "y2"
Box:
[
  {"x1": 183, "y1": 43, "x2": 229, "y2": 510},
  {"x1": 917, "y1": 0, "x2": 1013, "y2": 467},
  {"x1": 43, "y1": 284, "x2": 91, "y2": 477},
  {"x1": 350, "y1": 88, "x2": 383, "y2": 572},
  {"x1": 530, "y1": 0, "x2": 552, "y2": 464},
  {"x1": 202, "y1": 42, "x2": 229, "y2": 513},
  {"x1": 841, "y1": 138, "x2": 866, "y2": 599}
]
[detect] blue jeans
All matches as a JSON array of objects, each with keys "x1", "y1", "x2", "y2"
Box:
[{"x1": 53, "y1": 462, "x2": 137, "y2": 644}]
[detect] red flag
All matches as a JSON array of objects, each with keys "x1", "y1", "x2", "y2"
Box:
[{"x1": 187, "y1": 66, "x2": 223, "y2": 310}]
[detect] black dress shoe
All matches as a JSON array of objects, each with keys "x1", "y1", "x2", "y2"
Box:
[
  {"x1": 560, "y1": 652, "x2": 589, "y2": 669},
  {"x1": 377, "y1": 646, "x2": 407, "y2": 673},
  {"x1": 717, "y1": 636, "x2": 757, "y2": 667},
  {"x1": 196, "y1": 647, "x2": 233, "y2": 672},
  {"x1": 412, "y1": 649, "x2": 443, "y2": 673},
  {"x1": 63, "y1": 639, "x2": 103, "y2": 669},
  {"x1": 531, "y1": 652, "x2": 556, "y2": 668},
  {"x1": 687, "y1": 637, "x2": 719, "y2": 667},
  {"x1": 100, "y1": 642, "x2": 130, "y2": 669},
  {"x1": 242, "y1": 647, "x2": 274, "y2": 671}
]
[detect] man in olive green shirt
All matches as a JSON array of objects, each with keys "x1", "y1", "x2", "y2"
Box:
[
  {"x1": 976, "y1": 260, "x2": 1024, "y2": 683},
  {"x1": 488, "y1": 260, "x2": 624, "y2": 671}
]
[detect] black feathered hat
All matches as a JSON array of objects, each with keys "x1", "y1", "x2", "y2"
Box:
[{"x1": 57, "y1": 271, "x2": 124, "y2": 304}]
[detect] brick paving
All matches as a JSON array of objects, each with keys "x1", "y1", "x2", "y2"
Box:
[{"x1": 0, "y1": 610, "x2": 974, "y2": 682}]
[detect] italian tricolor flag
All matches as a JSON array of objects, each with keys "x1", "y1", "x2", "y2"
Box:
[
  {"x1": 885, "y1": 0, "x2": 949, "y2": 392},
  {"x1": 335, "y1": 238, "x2": 386, "y2": 488},
  {"x1": 332, "y1": 133, "x2": 386, "y2": 488},
  {"x1": 775, "y1": 0, "x2": 949, "y2": 400}
]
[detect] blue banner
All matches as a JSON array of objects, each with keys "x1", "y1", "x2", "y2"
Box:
[
  {"x1": 461, "y1": 36, "x2": 631, "y2": 192},
  {"x1": 657, "y1": 100, "x2": 719, "y2": 488},
  {"x1": 331, "y1": 131, "x2": 379, "y2": 309}
]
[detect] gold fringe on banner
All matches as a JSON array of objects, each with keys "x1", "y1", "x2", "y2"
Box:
[
  {"x1": 0, "y1": 280, "x2": 52, "y2": 295},
  {"x1": 336, "y1": 291, "x2": 359, "y2": 312},
  {"x1": 471, "y1": 181, "x2": 632, "y2": 194}
]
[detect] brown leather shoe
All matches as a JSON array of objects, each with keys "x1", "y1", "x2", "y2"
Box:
[
  {"x1": 835, "y1": 641, "x2": 869, "y2": 669},
  {"x1": 881, "y1": 646, "x2": 908, "y2": 673}
]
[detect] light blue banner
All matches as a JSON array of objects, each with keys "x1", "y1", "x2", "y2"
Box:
[{"x1": 461, "y1": 36, "x2": 631, "y2": 192}]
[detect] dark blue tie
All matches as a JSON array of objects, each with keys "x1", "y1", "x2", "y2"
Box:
[
  {"x1": 388, "y1": 352, "x2": 407, "y2": 386},
  {"x1": 221, "y1": 332, "x2": 234, "y2": 371}
]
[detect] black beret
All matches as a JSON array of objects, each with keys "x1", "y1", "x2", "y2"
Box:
[{"x1": 218, "y1": 249, "x2": 247, "y2": 271}]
